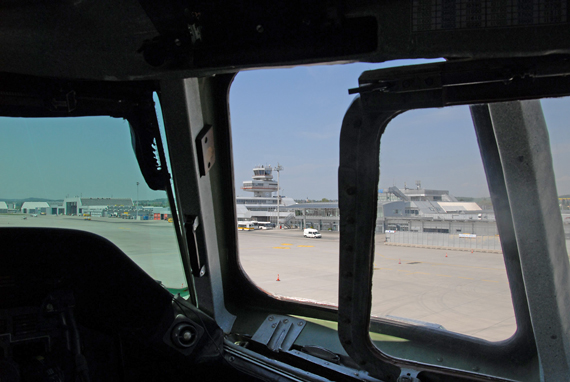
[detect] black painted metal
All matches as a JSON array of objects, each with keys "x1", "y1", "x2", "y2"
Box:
[{"x1": 337, "y1": 59, "x2": 570, "y2": 381}]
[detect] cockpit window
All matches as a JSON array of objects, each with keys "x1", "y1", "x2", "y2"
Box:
[
  {"x1": 374, "y1": 105, "x2": 516, "y2": 342},
  {"x1": 229, "y1": 61, "x2": 441, "y2": 305},
  {"x1": 0, "y1": 114, "x2": 186, "y2": 291}
]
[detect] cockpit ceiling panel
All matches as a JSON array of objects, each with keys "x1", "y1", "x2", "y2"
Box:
[{"x1": 0, "y1": 1, "x2": 568, "y2": 80}]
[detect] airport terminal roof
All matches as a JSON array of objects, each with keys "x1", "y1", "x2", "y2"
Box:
[
  {"x1": 79, "y1": 198, "x2": 133, "y2": 207},
  {"x1": 20, "y1": 202, "x2": 50, "y2": 209},
  {"x1": 438, "y1": 202, "x2": 483, "y2": 212},
  {"x1": 412, "y1": 201, "x2": 447, "y2": 214}
]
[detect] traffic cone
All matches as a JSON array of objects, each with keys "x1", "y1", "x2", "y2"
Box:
[
  {"x1": 398, "y1": 259, "x2": 401, "y2": 264},
  {"x1": 471, "y1": 249, "x2": 474, "y2": 253},
  {"x1": 277, "y1": 274, "x2": 280, "y2": 281},
  {"x1": 445, "y1": 253, "x2": 448, "y2": 258}
]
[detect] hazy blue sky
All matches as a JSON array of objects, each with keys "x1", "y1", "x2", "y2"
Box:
[
  {"x1": 230, "y1": 61, "x2": 570, "y2": 199},
  {"x1": 1, "y1": 59, "x2": 569, "y2": 201}
]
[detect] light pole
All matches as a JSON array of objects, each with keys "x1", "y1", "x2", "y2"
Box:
[
  {"x1": 136, "y1": 181, "x2": 139, "y2": 220},
  {"x1": 275, "y1": 164, "x2": 283, "y2": 228}
]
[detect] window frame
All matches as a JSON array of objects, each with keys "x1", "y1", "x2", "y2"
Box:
[{"x1": 337, "y1": 57, "x2": 570, "y2": 381}]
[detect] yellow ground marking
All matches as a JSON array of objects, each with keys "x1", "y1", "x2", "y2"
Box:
[
  {"x1": 413, "y1": 272, "x2": 430, "y2": 275},
  {"x1": 297, "y1": 245, "x2": 314, "y2": 248},
  {"x1": 119, "y1": 227, "x2": 131, "y2": 230},
  {"x1": 281, "y1": 243, "x2": 293, "y2": 246},
  {"x1": 457, "y1": 277, "x2": 474, "y2": 280},
  {"x1": 436, "y1": 274, "x2": 453, "y2": 278},
  {"x1": 274, "y1": 246, "x2": 290, "y2": 249},
  {"x1": 482, "y1": 279, "x2": 499, "y2": 283}
]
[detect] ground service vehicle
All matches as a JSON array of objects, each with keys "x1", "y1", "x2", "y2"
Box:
[
  {"x1": 304, "y1": 229, "x2": 322, "y2": 238},
  {"x1": 1, "y1": 2, "x2": 570, "y2": 382}
]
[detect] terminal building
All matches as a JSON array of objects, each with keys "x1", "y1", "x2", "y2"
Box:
[
  {"x1": 236, "y1": 165, "x2": 296, "y2": 225},
  {"x1": 286, "y1": 183, "x2": 496, "y2": 235}
]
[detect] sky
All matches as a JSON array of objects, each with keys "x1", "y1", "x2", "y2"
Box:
[
  {"x1": 1, "y1": 60, "x2": 570, "y2": 201},
  {"x1": 230, "y1": 61, "x2": 570, "y2": 200}
]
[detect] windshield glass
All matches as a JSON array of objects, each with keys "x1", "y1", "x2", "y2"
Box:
[
  {"x1": 230, "y1": 63, "x2": 570, "y2": 342},
  {"x1": 0, "y1": 111, "x2": 186, "y2": 290}
]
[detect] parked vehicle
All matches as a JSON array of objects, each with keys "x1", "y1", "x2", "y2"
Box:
[{"x1": 304, "y1": 228, "x2": 321, "y2": 238}]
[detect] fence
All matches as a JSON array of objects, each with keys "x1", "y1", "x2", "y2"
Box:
[{"x1": 384, "y1": 221, "x2": 502, "y2": 251}]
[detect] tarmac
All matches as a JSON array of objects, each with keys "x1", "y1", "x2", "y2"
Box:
[{"x1": 0, "y1": 214, "x2": 538, "y2": 342}]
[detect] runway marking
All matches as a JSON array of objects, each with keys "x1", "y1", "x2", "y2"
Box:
[
  {"x1": 119, "y1": 227, "x2": 131, "y2": 230},
  {"x1": 274, "y1": 247, "x2": 290, "y2": 249},
  {"x1": 436, "y1": 274, "x2": 453, "y2": 278},
  {"x1": 282, "y1": 243, "x2": 293, "y2": 246},
  {"x1": 413, "y1": 272, "x2": 430, "y2": 275},
  {"x1": 298, "y1": 245, "x2": 314, "y2": 248},
  {"x1": 482, "y1": 279, "x2": 498, "y2": 283},
  {"x1": 457, "y1": 277, "x2": 474, "y2": 280}
]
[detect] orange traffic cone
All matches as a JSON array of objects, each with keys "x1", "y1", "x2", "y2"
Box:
[
  {"x1": 398, "y1": 259, "x2": 401, "y2": 264},
  {"x1": 471, "y1": 249, "x2": 474, "y2": 253},
  {"x1": 276, "y1": 274, "x2": 281, "y2": 281},
  {"x1": 445, "y1": 253, "x2": 448, "y2": 258}
]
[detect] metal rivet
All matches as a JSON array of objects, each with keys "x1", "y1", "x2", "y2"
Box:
[
  {"x1": 298, "y1": 321, "x2": 304, "y2": 326},
  {"x1": 283, "y1": 319, "x2": 289, "y2": 324},
  {"x1": 229, "y1": 356, "x2": 235, "y2": 362},
  {"x1": 268, "y1": 316, "x2": 274, "y2": 321},
  {"x1": 256, "y1": 25, "x2": 264, "y2": 33},
  {"x1": 271, "y1": 323, "x2": 277, "y2": 328}
]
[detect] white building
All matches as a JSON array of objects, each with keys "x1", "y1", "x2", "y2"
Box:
[{"x1": 236, "y1": 165, "x2": 296, "y2": 224}]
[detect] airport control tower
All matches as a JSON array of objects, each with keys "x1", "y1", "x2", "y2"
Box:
[{"x1": 241, "y1": 165, "x2": 278, "y2": 197}]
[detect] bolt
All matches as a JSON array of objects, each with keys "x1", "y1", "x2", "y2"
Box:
[
  {"x1": 174, "y1": 38, "x2": 182, "y2": 46},
  {"x1": 271, "y1": 323, "x2": 277, "y2": 328},
  {"x1": 283, "y1": 319, "x2": 289, "y2": 324},
  {"x1": 256, "y1": 25, "x2": 264, "y2": 33},
  {"x1": 46, "y1": 304, "x2": 54, "y2": 312},
  {"x1": 298, "y1": 321, "x2": 304, "y2": 326},
  {"x1": 268, "y1": 316, "x2": 274, "y2": 321},
  {"x1": 229, "y1": 356, "x2": 235, "y2": 362}
]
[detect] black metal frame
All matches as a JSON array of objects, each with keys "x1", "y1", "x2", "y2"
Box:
[{"x1": 338, "y1": 56, "x2": 570, "y2": 381}]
